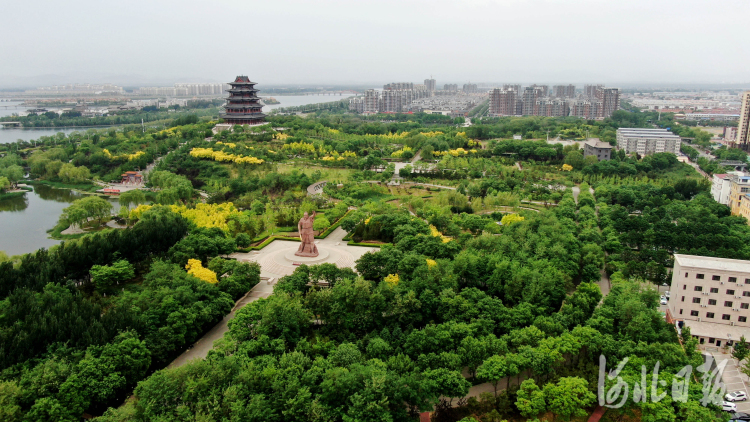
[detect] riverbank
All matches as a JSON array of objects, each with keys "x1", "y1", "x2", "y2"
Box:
[
  {"x1": 25, "y1": 179, "x2": 101, "y2": 193},
  {"x1": 0, "y1": 186, "x2": 32, "y2": 200}
]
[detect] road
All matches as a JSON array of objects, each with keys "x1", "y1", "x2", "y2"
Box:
[{"x1": 167, "y1": 279, "x2": 274, "y2": 368}]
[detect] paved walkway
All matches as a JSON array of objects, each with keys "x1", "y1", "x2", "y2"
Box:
[{"x1": 168, "y1": 227, "x2": 374, "y2": 368}]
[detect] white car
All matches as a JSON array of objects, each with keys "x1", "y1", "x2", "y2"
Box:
[
  {"x1": 726, "y1": 391, "x2": 748, "y2": 402},
  {"x1": 724, "y1": 401, "x2": 738, "y2": 412},
  {"x1": 665, "y1": 291, "x2": 670, "y2": 298},
  {"x1": 660, "y1": 298, "x2": 668, "y2": 305}
]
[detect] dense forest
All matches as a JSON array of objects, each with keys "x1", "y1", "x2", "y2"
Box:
[{"x1": 0, "y1": 106, "x2": 742, "y2": 421}]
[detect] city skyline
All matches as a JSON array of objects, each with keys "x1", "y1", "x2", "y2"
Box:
[{"x1": 2, "y1": 0, "x2": 749, "y2": 88}]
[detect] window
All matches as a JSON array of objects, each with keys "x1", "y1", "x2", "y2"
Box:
[
  {"x1": 710, "y1": 288, "x2": 719, "y2": 293},
  {"x1": 730, "y1": 277, "x2": 737, "y2": 283},
  {"x1": 709, "y1": 299, "x2": 717, "y2": 305},
  {"x1": 691, "y1": 310, "x2": 699, "y2": 316},
  {"x1": 728, "y1": 290, "x2": 736, "y2": 295},
  {"x1": 707, "y1": 312, "x2": 715, "y2": 318},
  {"x1": 713, "y1": 275, "x2": 721, "y2": 281},
  {"x1": 740, "y1": 316, "x2": 747, "y2": 323},
  {"x1": 685, "y1": 272, "x2": 688, "y2": 277},
  {"x1": 743, "y1": 292, "x2": 750, "y2": 297},
  {"x1": 723, "y1": 314, "x2": 731, "y2": 320},
  {"x1": 725, "y1": 301, "x2": 734, "y2": 307},
  {"x1": 743, "y1": 303, "x2": 749, "y2": 310},
  {"x1": 694, "y1": 286, "x2": 703, "y2": 292},
  {"x1": 682, "y1": 296, "x2": 685, "y2": 302},
  {"x1": 697, "y1": 274, "x2": 705, "y2": 279},
  {"x1": 680, "y1": 309, "x2": 683, "y2": 315},
  {"x1": 709, "y1": 338, "x2": 715, "y2": 343},
  {"x1": 692, "y1": 297, "x2": 701, "y2": 304},
  {"x1": 683, "y1": 285, "x2": 687, "y2": 290},
  {"x1": 746, "y1": 279, "x2": 750, "y2": 284}
]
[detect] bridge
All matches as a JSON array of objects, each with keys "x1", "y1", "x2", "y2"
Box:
[
  {"x1": 720, "y1": 160, "x2": 749, "y2": 172},
  {"x1": 0, "y1": 122, "x2": 21, "y2": 128}
]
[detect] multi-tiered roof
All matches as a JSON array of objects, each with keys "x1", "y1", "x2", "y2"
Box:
[{"x1": 219, "y1": 76, "x2": 266, "y2": 125}]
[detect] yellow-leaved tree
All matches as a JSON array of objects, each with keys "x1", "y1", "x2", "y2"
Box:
[
  {"x1": 501, "y1": 214, "x2": 525, "y2": 226},
  {"x1": 185, "y1": 259, "x2": 218, "y2": 284}
]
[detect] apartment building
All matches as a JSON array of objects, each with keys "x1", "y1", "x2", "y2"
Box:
[
  {"x1": 728, "y1": 174, "x2": 750, "y2": 215},
  {"x1": 711, "y1": 174, "x2": 732, "y2": 205},
  {"x1": 602, "y1": 88, "x2": 620, "y2": 118},
  {"x1": 668, "y1": 254, "x2": 750, "y2": 347},
  {"x1": 584, "y1": 84, "x2": 604, "y2": 99},
  {"x1": 738, "y1": 91, "x2": 750, "y2": 149},
  {"x1": 443, "y1": 84, "x2": 458, "y2": 92},
  {"x1": 362, "y1": 89, "x2": 380, "y2": 114},
  {"x1": 615, "y1": 128, "x2": 681, "y2": 155},
  {"x1": 522, "y1": 87, "x2": 539, "y2": 116},
  {"x1": 553, "y1": 84, "x2": 576, "y2": 98},
  {"x1": 488, "y1": 88, "x2": 517, "y2": 116},
  {"x1": 503, "y1": 84, "x2": 521, "y2": 97},
  {"x1": 463, "y1": 83, "x2": 478, "y2": 94},
  {"x1": 424, "y1": 79, "x2": 436, "y2": 92},
  {"x1": 383, "y1": 82, "x2": 413, "y2": 90}
]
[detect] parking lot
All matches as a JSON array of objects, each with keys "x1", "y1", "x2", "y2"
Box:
[{"x1": 711, "y1": 351, "x2": 750, "y2": 413}]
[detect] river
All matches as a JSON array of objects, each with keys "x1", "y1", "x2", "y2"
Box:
[
  {"x1": 0, "y1": 184, "x2": 121, "y2": 256},
  {"x1": 0, "y1": 94, "x2": 356, "y2": 144}
]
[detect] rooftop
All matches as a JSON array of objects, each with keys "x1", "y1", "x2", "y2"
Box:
[
  {"x1": 674, "y1": 254, "x2": 750, "y2": 273},
  {"x1": 681, "y1": 319, "x2": 750, "y2": 341},
  {"x1": 585, "y1": 138, "x2": 612, "y2": 149}
]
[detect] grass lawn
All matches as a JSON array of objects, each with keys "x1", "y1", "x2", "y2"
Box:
[{"x1": 275, "y1": 163, "x2": 355, "y2": 181}]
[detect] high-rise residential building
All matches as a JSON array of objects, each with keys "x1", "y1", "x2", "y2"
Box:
[
  {"x1": 553, "y1": 84, "x2": 576, "y2": 98},
  {"x1": 443, "y1": 84, "x2": 458, "y2": 91},
  {"x1": 667, "y1": 254, "x2": 750, "y2": 347},
  {"x1": 384, "y1": 82, "x2": 413, "y2": 90},
  {"x1": 530, "y1": 84, "x2": 549, "y2": 97},
  {"x1": 488, "y1": 88, "x2": 517, "y2": 116},
  {"x1": 424, "y1": 78, "x2": 436, "y2": 92},
  {"x1": 503, "y1": 84, "x2": 521, "y2": 97},
  {"x1": 616, "y1": 128, "x2": 681, "y2": 156},
  {"x1": 535, "y1": 98, "x2": 569, "y2": 117},
  {"x1": 584, "y1": 84, "x2": 604, "y2": 99},
  {"x1": 363, "y1": 89, "x2": 380, "y2": 114},
  {"x1": 738, "y1": 91, "x2": 750, "y2": 149},
  {"x1": 602, "y1": 88, "x2": 620, "y2": 118},
  {"x1": 522, "y1": 87, "x2": 539, "y2": 116},
  {"x1": 219, "y1": 76, "x2": 265, "y2": 125},
  {"x1": 462, "y1": 83, "x2": 478, "y2": 93}
]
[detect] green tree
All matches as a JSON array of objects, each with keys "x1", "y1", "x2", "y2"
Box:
[
  {"x1": 733, "y1": 336, "x2": 750, "y2": 363},
  {"x1": 516, "y1": 379, "x2": 546, "y2": 418},
  {"x1": 313, "y1": 215, "x2": 331, "y2": 232},
  {"x1": 543, "y1": 377, "x2": 596, "y2": 420},
  {"x1": 90, "y1": 259, "x2": 135, "y2": 289},
  {"x1": 119, "y1": 189, "x2": 147, "y2": 211},
  {"x1": 477, "y1": 354, "x2": 518, "y2": 396}
]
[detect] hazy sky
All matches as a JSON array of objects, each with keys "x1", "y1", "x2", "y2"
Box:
[{"x1": 2, "y1": 0, "x2": 749, "y2": 87}]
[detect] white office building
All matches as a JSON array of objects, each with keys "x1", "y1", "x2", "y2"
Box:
[
  {"x1": 616, "y1": 128, "x2": 682, "y2": 156},
  {"x1": 668, "y1": 254, "x2": 750, "y2": 347}
]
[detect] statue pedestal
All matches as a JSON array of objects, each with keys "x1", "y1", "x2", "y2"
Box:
[{"x1": 285, "y1": 248, "x2": 330, "y2": 264}]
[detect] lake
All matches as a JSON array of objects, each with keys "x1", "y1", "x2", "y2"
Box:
[{"x1": 0, "y1": 184, "x2": 121, "y2": 256}]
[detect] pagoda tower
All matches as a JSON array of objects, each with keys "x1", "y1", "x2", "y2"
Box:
[{"x1": 220, "y1": 76, "x2": 266, "y2": 125}]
